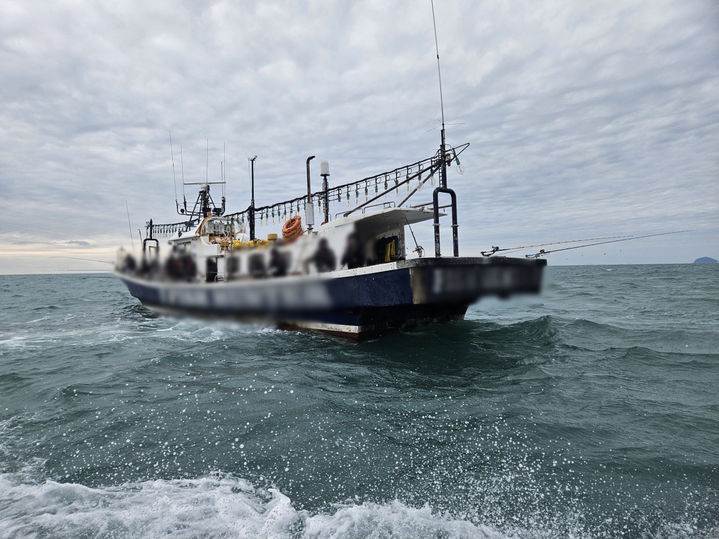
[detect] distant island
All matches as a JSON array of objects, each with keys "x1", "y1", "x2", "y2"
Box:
[{"x1": 693, "y1": 257, "x2": 717, "y2": 264}]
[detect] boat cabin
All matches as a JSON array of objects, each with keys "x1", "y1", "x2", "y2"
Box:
[{"x1": 144, "y1": 206, "x2": 436, "y2": 283}]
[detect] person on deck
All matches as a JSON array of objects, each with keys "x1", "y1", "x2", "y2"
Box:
[
  {"x1": 122, "y1": 253, "x2": 136, "y2": 274},
  {"x1": 268, "y1": 248, "x2": 288, "y2": 277},
  {"x1": 341, "y1": 233, "x2": 365, "y2": 269},
  {"x1": 311, "y1": 238, "x2": 336, "y2": 273}
]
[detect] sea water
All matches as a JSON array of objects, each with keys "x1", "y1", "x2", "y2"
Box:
[{"x1": 0, "y1": 265, "x2": 717, "y2": 538}]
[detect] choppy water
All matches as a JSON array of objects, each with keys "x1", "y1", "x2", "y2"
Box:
[{"x1": 0, "y1": 265, "x2": 717, "y2": 538}]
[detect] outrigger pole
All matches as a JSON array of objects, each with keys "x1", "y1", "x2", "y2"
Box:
[{"x1": 217, "y1": 145, "x2": 469, "y2": 229}]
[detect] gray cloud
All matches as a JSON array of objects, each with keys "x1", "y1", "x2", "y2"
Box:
[{"x1": 0, "y1": 0, "x2": 717, "y2": 272}]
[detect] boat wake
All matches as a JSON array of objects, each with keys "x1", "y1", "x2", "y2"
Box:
[
  {"x1": 0, "y1": 468, "x2": 712, "y2": 539},
  {"x1": 0, "y1": 472, "x2": 523, "y2": 539}
]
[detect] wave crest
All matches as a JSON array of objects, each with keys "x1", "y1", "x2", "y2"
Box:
[{"x1": 0, "y1": 473, "x2": 507, "y2": 539}]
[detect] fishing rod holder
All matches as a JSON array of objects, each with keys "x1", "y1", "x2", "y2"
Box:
[{"x1": 525, "y1": 250, "x2": 547, "y2": 259}]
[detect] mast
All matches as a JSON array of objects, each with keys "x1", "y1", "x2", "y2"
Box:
[
  {"x1": 305, "y1": 155, "x2": 316, "y2": 232},
  {"x1": 320, "y1": 161, "x2": 331, "y2": 224},
  {"x1": 430, "y1": 0, "x2": 458, "y2": 257},
  {"x1": 249, "y1": 156, "x2": 257, "y2": 241},
  {"x1": 431, "y1": 0, "x2": 447, "y2": 189}
]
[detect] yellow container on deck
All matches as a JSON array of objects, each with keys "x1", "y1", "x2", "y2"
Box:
[{"x1": 232, "y1": 239, "x2": 270, "y2": 249}]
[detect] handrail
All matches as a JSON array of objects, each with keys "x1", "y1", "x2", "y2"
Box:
[{"x1": 362, "y1": 201, "x2": 396, "y2": 213}]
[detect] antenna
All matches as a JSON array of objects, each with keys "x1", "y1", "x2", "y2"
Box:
[
  {"x1": 220, "y1": 160, "x2": 225, "y2": 200},
  {"x1": 429, "y1": 0, "x2": 457, "y2": 257},
  {"x1": 179, "y1": 144, "x2": 187, "y2": 208},
  {"x1": 169, "y1": 130, "x2": 178, "y2": 203},
  {"x1": 125, "y1": 200, "x2": 135, "y2": 250},
  {"x1": 205, "y1": 137, "x2": 209, "y2": 183},
  {"x1": 430, "y1": 0, "x2": 445, "y2": 131},
  {"x1": 430, "y1": 0, "x2": 448, "y2": 189},
  {"x1": 180, "y1": 144, "x2": 185, "y2": 185}
]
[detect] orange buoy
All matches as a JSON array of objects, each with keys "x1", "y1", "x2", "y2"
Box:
[{"x1": 282, "y1": 215, "x2": 303, "y2": 243}]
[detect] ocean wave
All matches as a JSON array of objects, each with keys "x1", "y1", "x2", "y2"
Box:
[
  {"x1": 548, "y1": 318, "x2": 719, "y2": 356},
  {"x1": 0, "y1": 472, "x2": 712, "y2": 539},
  {"x1": 0, "y1": 473, "x2": 511, "y2": 539},
  {"x1": 375, "y1": 315, "x2": 558, "y2": 348}
]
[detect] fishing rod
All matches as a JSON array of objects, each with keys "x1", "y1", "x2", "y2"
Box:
[
  {"x1": 481, "y1": 234, "x2": 636, "y2": 257},
  {"x1": 50, "y1": 256, "x2": 113, "y2": 264},
  {"x1": 524, "y1": 230, "x2": 691, "y2": 258}
]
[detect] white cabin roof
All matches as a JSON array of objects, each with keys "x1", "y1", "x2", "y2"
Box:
[{"x1": 322, "y1": 207, "x2": 439, "y2": 230}]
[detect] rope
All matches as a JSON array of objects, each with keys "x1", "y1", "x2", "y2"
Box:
[{"x1": 282, "y1": 215, "x2": 303, "y2": 243}]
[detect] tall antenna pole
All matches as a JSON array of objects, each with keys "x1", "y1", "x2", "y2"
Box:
[
  {"x1": 205, "y1": 137, "x2": 209, "y2": 183},
  {"x1": 220, "y1": 142, "x2": 226, "y2": 214},
  {"x1": 429, "y1": 0, "x2": 459, "y2": 258},
  {"x1": 180, "y1": 144, "x2": 187, "y2": 213},
  {"x1": 180, "y1": 144, "x2": 185, "y2": 184},
  {"x1": 430, "y1": 0, "x2": 448, "y2": 188},
  {"x1": 169, "y1": 130, "x2": 178, "y2": 203},
  {"x1": 431, "y1": 0, "x2": 445, "y2": 131},
  {"x1": 125, "y1": 200, "x2": 135, "y2": 250}
]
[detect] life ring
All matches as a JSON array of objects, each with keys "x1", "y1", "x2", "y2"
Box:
[{"x1": 282, "y1": 215, "x2": 303, "y2": 243}]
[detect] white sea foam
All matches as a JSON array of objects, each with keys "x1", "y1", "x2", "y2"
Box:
[
  {"x1": 0, "y1": 336, "x2": 31, "y2": 350},
  {"x1": 0, "y1": 318, "x2": 270, "y2": 350},
  {"x1": 0, "y1": 473, "x2": 507, "y2": 539}
]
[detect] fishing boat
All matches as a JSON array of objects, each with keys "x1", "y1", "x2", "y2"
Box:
[
  {"x1": 115, "y1": 139, "x2": 546, "y2": 339},
  {"x1": 114, "y1": 6, "x2": 545, "y2": 339}
]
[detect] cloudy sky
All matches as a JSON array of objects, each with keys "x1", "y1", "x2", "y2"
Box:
[{"x1": 0, "y1": 0, "x2": 717, "y2": 273}]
